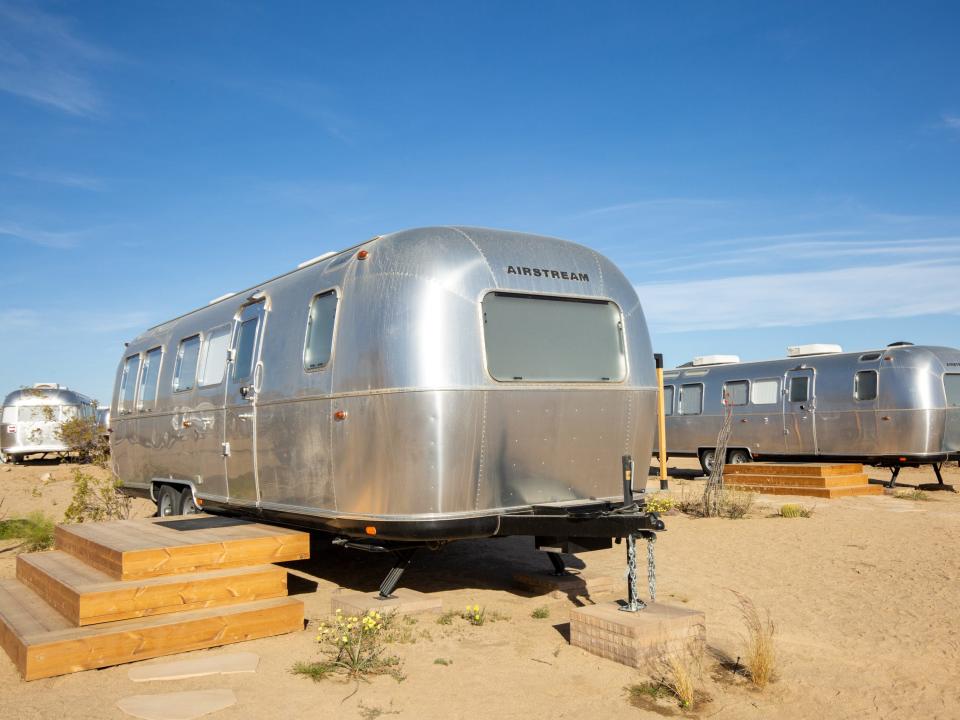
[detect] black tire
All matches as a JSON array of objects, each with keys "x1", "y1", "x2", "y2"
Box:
[
  {"x1": 178, "y1": 489, "x2": 201, "y2": 515},
  {"x1": 698, "y1": 449, "x2": 716, "y2": 476},
  {"x1": 728, "y1": 449, "x2": 752, "y2": 465},
  {"x1": 156, "y1": 484, "x2": 182, "y2": 517}
]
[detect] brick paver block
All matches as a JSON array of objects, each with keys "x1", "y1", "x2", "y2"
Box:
[
  {"x1": 513, "y1": 571, "x2": 615, "y2": 599},
  {"x1": 570, "y1": 601, "x2": 706, "y2": 668},
  {"x1": 331, "y1": 588, "x2": 442, "y2": 617}
]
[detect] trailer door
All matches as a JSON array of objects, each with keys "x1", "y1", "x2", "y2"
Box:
[
  {"x1": 945, "y1": 374, "x2": 960, "y2": 453},
  {"x1": 225, "y1": 300, "x2": 267, "y2": 504},
  {"x1": 783, "y1": 369, "x2": 817, "y2": 456}
]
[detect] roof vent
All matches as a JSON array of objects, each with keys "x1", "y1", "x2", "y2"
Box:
[
  {"x1": 208, "y1": 292, "x2": 236, "y2": 305},
  {"x1": 297, "y1": 251, "x2": 337, "y2": 269},
  {"x1": 691, "y1": 354, "x2": 741, "y2": 366},
  {"x1": 886, "y1": 341, "x2": 914, "y2": 347},
  {"x1": 32, "y1": 383, "x2": 61, "y2": 389},
  {"x1": 787, "y1": 344, "x2": 843, "y2": 357}
]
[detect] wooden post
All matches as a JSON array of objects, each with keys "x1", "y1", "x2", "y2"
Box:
[{"x1": 655, "y1": 353, "x2": 668, "y2": 490}]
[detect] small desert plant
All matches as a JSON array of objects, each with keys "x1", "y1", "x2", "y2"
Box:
[
  {"x1": 531, "y1": 605, "x2": 550, "y2": 619},
  {"x1": 630, "y1": 648, "x2": 704, "y2": 710},
  {"x1": 294, "y1": 608, "x2": 403, "y2": 683},
  {"x1": 734, "y1": 592, "x2": 776, "y2": 688},
  {"x1": 0, "y1": 511, "x2": 56, "y2": 551},
  {"x1": 57, "y1": 415, "x2": 110, "y2": 466},
  {"x1": 462, "y1": 604, "x2": 486, "y2": 626},
  {"x1": 721, "y1": 487, "x2": 756, "y2": 519},
  {"x1": 644, "y1": 494, "x2": 675, "y2": 514},
  {"x1": 894, "y1": 489, "x2": 929, "y2": 502},
  {"x1": 436, "y1": 610, "x2": 458, "y2": 626},
  {"x1": 63, "y1": 468, "x2": 131, "y2": 523},
  {"x1": 778, "y1": 503, "x2": 814, "y2": 518},
  {"x1": 433, "y1": 657, "x2": 452, "y2": 666},
  {"x1": 661, "y1": 652, "x2": 698, "y2": 708}
]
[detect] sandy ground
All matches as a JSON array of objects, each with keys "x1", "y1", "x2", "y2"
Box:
[{"x1": 2, "y1": 458, "x2": 960, "y2": 720}]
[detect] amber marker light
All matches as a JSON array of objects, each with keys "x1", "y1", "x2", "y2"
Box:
[
  {"x1": 357, "y1": 249, "x2": 369, "y2": 260},
  {"x1": 365, "y1": 526, "x2": 377, "y2": 535},
  {"x1": 334, "y1": 410, "x2": 348, "y2": 421}
]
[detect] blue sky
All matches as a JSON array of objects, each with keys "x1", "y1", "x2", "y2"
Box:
[{"x1": 1, "y1": 1, "x2": 959, "y2": 403}]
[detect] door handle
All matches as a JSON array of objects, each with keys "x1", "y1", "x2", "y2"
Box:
[
  {"x1": 238, "y1": 413, "x2": 254, "y2": 420},
  {"x1": 240, "y1": 385, "x2": 251, "y2": 398}
]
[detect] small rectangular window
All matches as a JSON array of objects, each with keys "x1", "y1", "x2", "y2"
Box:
[
  {"x1": 138, "y1": 347, "x2": 163, "y2": 410},
  {"x1": 482, "y1": 292, "x2": 626, "y2": 382},
  {"x1": 789, "y1": 376, "x2": 809, "y2": 403},
  {"x1": 945, "y1": 374, "x2": 960, "y2": 407},
  {"x1": 854, "y1": 370, "x2": 878, "y2": 401},
  {"x1": 198, "y1": 325, "x2": 231, "y2": 386},
  {"x1": 304, "y1": 291, "x2": 338, "y2": 370},
  {"x1": 724, "y1": 380, "x2": 748, "y2": 406},
  {"x1": 120, "y1": 354, "x2": 141, "y2": 412},
  {"x1": 173, "y1": 335, "x2": 201, "y2": 392},
  {"x1": 751, "y1": 379, "x2": 779, "y2": 405},
  {"x1": 663, "y1": 385, "x2": 674, "y2": 416},
  {"x1": 19, "y1": 406, "x2": 51, "y2": 421},
  {"x1": 1, "y1": 406, "x2": 15, "y2": 423},
  {"x1": 679, "y1": 384, "x2": 703, "y2": 415},
  {"x1": 859, "y1": 352, "x2": 881, "y2": 362},
  {"x1": 233, "y1": 317, "x2": 259, "y2": 381}
]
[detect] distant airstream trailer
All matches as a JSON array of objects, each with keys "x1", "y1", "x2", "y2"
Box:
[
  {"x1": 659, "y1": 343, "x2": 960, "y2": 481},
  {"x1": 110, "y1": 227, "x2": 663, "y2": 587},
  {"x1": 0, "y1": 384, "x2": 97, "y2": 463}
]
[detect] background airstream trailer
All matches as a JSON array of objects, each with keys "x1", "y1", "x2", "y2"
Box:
[
  {"x1": 110, "y1": 227, "x2": 662, "y2": 551},
  {"x1": 0, "y1": 384, "x2": 97, "y2": 463},
  {"x1": 659, "y1": 343, "x2": 960, "y2": 476}
]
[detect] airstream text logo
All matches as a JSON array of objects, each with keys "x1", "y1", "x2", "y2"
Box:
[{"x1": 506, "y1": 266, "x2": 590, "y2": 282}]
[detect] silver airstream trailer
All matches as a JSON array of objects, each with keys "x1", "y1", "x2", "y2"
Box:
[
  {"x1": 110, "y1": 227, "x2": 663, "y2": 590},
  {"x1": 0, "y1": 384, "x2": 97, "y2": 463},
  {"x1": 659, "y1": 343, "x2": 960, "y2": 483}
]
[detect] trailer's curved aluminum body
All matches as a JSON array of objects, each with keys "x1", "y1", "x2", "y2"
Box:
[
  {"x1": 1, "y1": 385, "x2": 96, "y2": 460},
  {"x1": 660, "y1": 345, "x2": 960, "y2": 465},
  {"x1": 110, "y1": 227, "x2": 658, "y2": 539}
]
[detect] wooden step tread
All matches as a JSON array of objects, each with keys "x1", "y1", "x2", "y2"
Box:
[
  {"x1": 724, "y1": 463, "x2": 864, "y2": 477},
  {"x1": 0, "y1": 579, "x2": 304, "y2": 680},
  {"x1": 726, "y1": 483, "x2": 883, "y2": 498},
  {"x1": 55, "y1": 514, "x2": 310, "y2": 580},
  {"x1": 17, "y1": 551, "x2": 288, "y2": 626},
  {"x1": 721, "y1": 473, "x2": 870, "y2": 488}
]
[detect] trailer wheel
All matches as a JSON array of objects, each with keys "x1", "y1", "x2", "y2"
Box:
[
  {"x1": 698, "y1": 449, "x2": 716, "y2": 476},
  {"x1": 728, "y1": 449, "x2": 752, "y2": 465},
  {"x1": 156, "y1": 484, "x2": 182, "y2": 517},
  {"x1": 179, "y1": 490, "x2": 200, "y2": 515}
]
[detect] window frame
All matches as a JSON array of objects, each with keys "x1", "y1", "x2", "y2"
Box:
[
  {"x1": 197, "y1": 324, "x2": 232, "y2": 388},
  {"x1": 663, "y1": 385, "x2": 675, "y2": 416},
  {"x1": 944, "y1": 373, "x2": 960, "y2": 408},
  {"x1": 854, "y1": 369, "x2": 879, "y2": 402},
  {"x1": 118, "y1": 353, "x2": 142, "y2": 415},
  {"x1": 136, "y1": 346, "x2": 164, "y2": 411},
  {"x1": 172, "y1": 334, "x2": 202, "y2": 393},
  {"x1": 750, "y1": 378, "x2": 780, "y2": 405},
  {"x1": 723, "y1": 379, "x2": 749, "y2": 407},
  {"x1": 479, "y1": 290, "x2": 628, "y2": 384},
  {"x1": 302, "y1": 288, "x2": 340, "y2": 372},
  {"x1": 789, "y1": 376, "x2": 810, "y2": 403},
  {"x1": 678, "y1": 383, "x2": 704, "y2": 416}
]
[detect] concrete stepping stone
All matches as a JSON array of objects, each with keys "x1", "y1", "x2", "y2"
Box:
[
  {"x1": 129, "y1": 652, "x2": 259, "y2": 682},
  {"x1": 117, "y1": 689, "x2": 237, "y2": 720}
]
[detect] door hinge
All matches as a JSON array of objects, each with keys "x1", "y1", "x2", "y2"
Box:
[{"x1": 222, "y1": 441, "x2": 231, "y2": 457}]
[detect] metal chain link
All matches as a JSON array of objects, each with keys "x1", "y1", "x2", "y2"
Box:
[
  {"x1": 621, "y1": 533, "x2": 647, "y2": 612},
  {"x1": 646, "y1": 535, "x2": 657, "y2": 603}
]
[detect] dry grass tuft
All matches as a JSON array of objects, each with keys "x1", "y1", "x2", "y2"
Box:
[
  {"x1": 893, "y1": 488, "x2": 930, "y2": 502},
  {"x1": 734, "y1": 592, "x2": 776, "y2": 688}
]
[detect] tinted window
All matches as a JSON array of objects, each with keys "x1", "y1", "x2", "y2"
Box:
[
  {"x1": 789, "y1": 376, "x2": 809, "y2": 403},
  {"x1": 137, "y1": 347, "x2": 162, "y2": 410},
  {"x1": 946, "y1": 374, "x2": 960, "y2": 407},
  {"x1": 663, "y1": 385, "x2": 674, "y2": 416},
  {"x1": 198, "y1": 325, "x2": 231, "y2": 386},
  {"x1": 233, "y1": 317, "x2": 259, "y2": 380},
  {"x1": 120, "y1": 354, "x2": 141, "y2": 412},
  {"x1": 751, "y1": 379, "x2": 779, "y2": 405},
  {"x1": 482, "y1": 293, "x2": 625, "y2": 382},
  {"x1": 855, "y1": 370, "x2": 878, "y2": 401},
  {"x1": 724, "y1": 380, "x2": 748, "y2": 406},
  {"x1": 173, "y1": 336, "x2": 201, "y2": 392},
  {"x1": 304, "y1": 291, "x2": 338, "y2": 370},
  {"x1": 679, "y1": 384, "x2": 703, "y2": 415}
]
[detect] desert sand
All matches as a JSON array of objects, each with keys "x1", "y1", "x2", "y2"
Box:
[{"x1": 2, "y1": 458, "x2": 959, "y2": 719}]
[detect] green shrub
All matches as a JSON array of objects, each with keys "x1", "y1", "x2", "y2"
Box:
[
  {"x1": 531, "y1": 606, "x2": 550, "y2": 619},
  {"x1": 778, "y1": 503, "x2": 814, "y2": 518},
  {"x1": 644, "y1": 494, "x2": 675, "y2": 514},
  {"x1": 0, "y1": 511, "x2": 55, "y2": 551}
]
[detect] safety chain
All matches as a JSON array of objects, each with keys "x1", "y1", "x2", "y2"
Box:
[
  {"x1": 646, "y1": 534, "x2": 657, "y2": 603},
  {"x1": 620, "y1": 533, "x2": 647, "y2": 612}
]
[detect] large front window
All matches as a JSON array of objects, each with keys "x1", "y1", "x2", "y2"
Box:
[{"x1": 482, "y1": 292, "x2": 626, "y2": 382}]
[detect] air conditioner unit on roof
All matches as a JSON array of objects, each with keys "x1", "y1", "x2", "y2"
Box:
[
  {"x1": 691, "y1": 355, "x2": 741, "y2": 366},
  {"x1": 786, "y1": 344, "x2": 843, "y2": 357}
]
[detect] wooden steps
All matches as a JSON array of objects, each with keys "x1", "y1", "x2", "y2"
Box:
[
  {"x1": 724, "y1": 463, "x2": 883, "y2": 498},
  {"x1": 0, "y1": 514, "x2": 309, "y2": 680}
]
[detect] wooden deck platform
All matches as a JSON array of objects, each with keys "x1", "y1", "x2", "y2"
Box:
[
  {"x1": 724, "y1": 463, "x2": 883, "y2": 498},
  {"x1": 0, "y1": 514, "x2": 309, "y2": 680}
]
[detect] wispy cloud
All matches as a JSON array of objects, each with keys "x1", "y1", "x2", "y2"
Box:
[
  {"x1": 0, "y1": 1, "x2": 114, "y2": 116},
  {"x1": 0, "y1": 221, "x2": 88, "y2": 248},
  {"x1": 636, "y1": 260, "x2": 960, "y2": 333},
  {"x1": 572, "y1": 197, "x2": 727, "y2": 220},
  {"x1": 943, "y1": 114, "x2": 960, "y2": 132},
  {"x1": 0, "y1": 308, "x2": 41, "y2": 328},
  {"x1": 10, "y1": 169, "x2": 105, "y2": 191}
]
